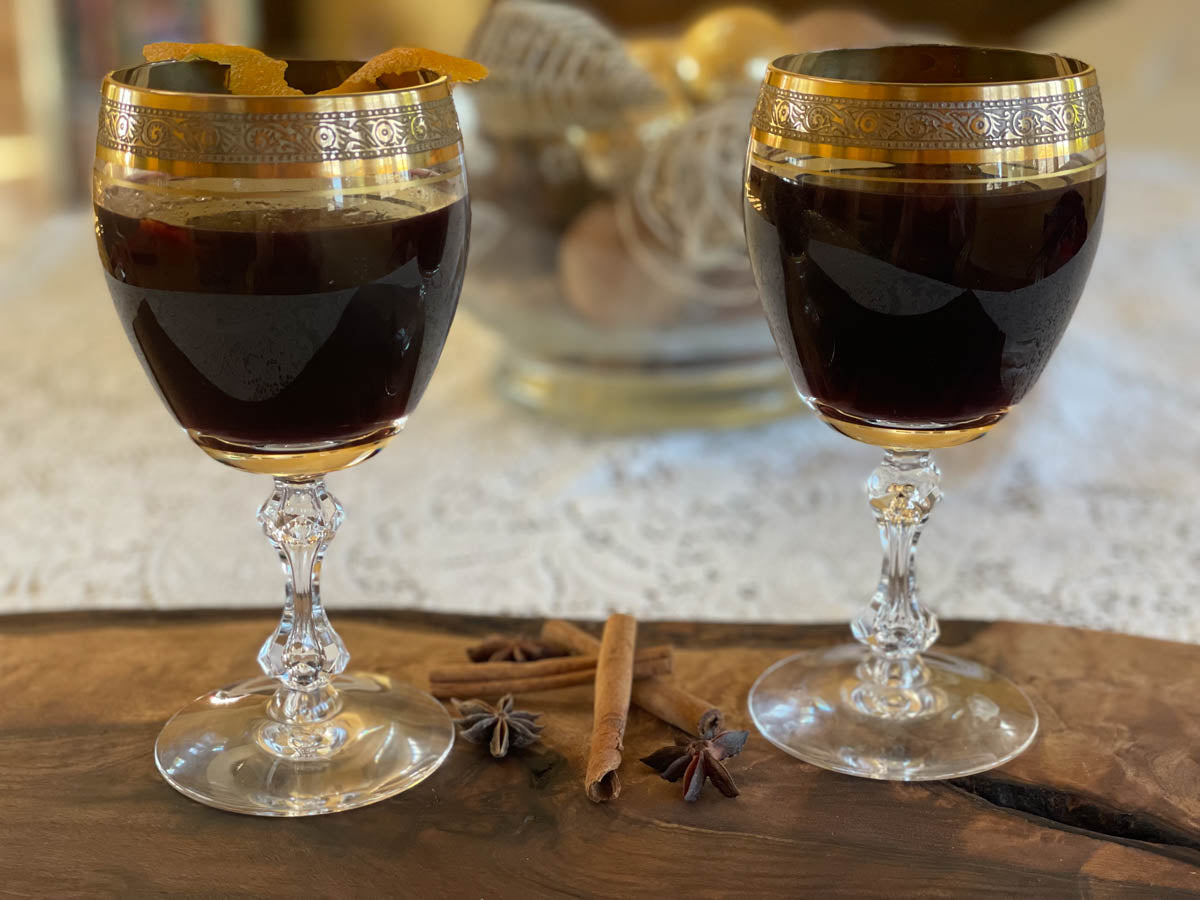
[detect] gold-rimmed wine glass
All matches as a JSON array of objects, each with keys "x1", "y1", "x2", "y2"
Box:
[
  {"x1": 743, "y1": 46, "x2": 1105, "y2": 779},
  {"x1": 94, "y1": 59, "x2": 470, "y2": 814}
]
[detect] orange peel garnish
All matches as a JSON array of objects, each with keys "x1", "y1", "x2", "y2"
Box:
[
  {"x1": 142, "y1": 42, "x2": 301, "y2": 96},
  {"x1": 321, "y1": 47, "x2": 488, "y2": 94}
]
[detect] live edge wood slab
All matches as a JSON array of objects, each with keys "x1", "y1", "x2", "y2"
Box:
[{"x1": 2, "y1": 611, "x2": 1199, "y2": 898}]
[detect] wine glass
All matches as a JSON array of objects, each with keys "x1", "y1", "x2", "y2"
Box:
[
  {"x1": 743, "y1": 46, "x2": 1105, "y2": 779},
  {"x1": 94, "y1": 59, "x2": 471, "y2": 814}
]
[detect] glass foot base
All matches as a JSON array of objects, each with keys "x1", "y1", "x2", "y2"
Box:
[
  {"x1": 748, "y1": 645, "x2": 1038, "y2": 781},
  {"x1": 495, "y1": 354, "x2": 801, "y2": 431},
  {"x1": 154, "y1": 673, "x2": 454, "y2": 816}
]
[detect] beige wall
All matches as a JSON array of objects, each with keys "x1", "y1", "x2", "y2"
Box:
[{"x1": 296, "y1": 0, "x2": 490, "y2": 57}]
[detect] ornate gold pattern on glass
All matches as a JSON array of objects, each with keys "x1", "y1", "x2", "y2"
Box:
[
  {"x1": 751, "y1": 52, "x2": 1103, "y2": 164},
  {"x1": 97, "y1": 64, "x2": 462, "y2": 178}
]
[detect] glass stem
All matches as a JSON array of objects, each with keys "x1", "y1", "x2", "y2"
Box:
[
  {"x1": 257, "y1": 478, "x2": 349, "y2": 723},
  {"x1": 852, "y1": 450, "x2": 942, "y2": 692}
]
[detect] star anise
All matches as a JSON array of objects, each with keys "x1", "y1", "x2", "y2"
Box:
[
  {"x1": 452, "y1": 694, "x2": 544, "y2": 758},
  {"x1": 466, "y1": 633, "x2": 568, "y2": 663},
  {"x1": 640, "y1": 723, "x2": 749, "y2": 802}
]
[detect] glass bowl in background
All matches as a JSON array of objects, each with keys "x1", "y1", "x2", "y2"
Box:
[{"x1": 457, "y1": 2, "x2": 831, "y2": 430}]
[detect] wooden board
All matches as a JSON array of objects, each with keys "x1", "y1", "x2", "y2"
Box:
[{"x1": 1, "y1": 611, "x2": 1198, "y2": 898}]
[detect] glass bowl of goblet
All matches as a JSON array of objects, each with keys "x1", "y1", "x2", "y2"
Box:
[
  {"x1": 93, "y1": 59, "x2": 470, "y2": 814},
  {"x1": 743, "y1": 45, "x2": 1105, "y2": 780}
]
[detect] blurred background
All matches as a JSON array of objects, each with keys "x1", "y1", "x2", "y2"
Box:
[{"x1": 2, "y1": 0, "x2": 1199, "y2": 636}]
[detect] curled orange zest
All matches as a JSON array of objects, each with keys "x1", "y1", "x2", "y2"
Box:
[
  {"x1": 142, "y1": 42, "x2": 300, "y2": 96},
  {"x1": 321, "y1": 47, "x2": 488, "y2": 94}
]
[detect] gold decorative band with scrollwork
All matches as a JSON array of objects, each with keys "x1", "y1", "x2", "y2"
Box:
[
  {"x1": 96, "y1": 71, "x2": 463, "y2": 178},
  {"x1": 752, "y1": 83, "x2": 1104, "y2": 164},
  {"x1": 753, "y1": 52, "x2": 1104, "y2": 164}
]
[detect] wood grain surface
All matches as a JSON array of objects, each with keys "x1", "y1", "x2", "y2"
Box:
[{"x1": 1, "y1": 610, "x2": 1198, "y2": 898}]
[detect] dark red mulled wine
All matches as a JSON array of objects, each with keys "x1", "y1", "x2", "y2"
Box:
[
  {"x1": 95, "y1": 198, "x2": 468, "y2": 470},
  {"x1": 745, "y1": 166, "x2": 1104, "y2": 446}
]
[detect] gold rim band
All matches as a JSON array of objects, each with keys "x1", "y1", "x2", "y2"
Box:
[
  {"x1": 756, "y1": 158, "x2": 1105, "y2": 186},
  {"x1": 99, "y1": 165, "x2": 462, "y2": 200},
  {"x1": 756, "y1": 56, "x2": 1104, "y2": 164},
  {"x1": 97, "y1": 71, "x2": 463, "y2": 178},
  {"x1": 94, "y1": 142, "x2": 462, "y2": 179}
]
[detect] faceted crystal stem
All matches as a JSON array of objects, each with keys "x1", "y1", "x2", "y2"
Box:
[
  {"x1": 851, "y1": 451, "x2": 943, "y2": 705},
  {"x1": 257, "y1": 478, "x2": 349, "y2": 696}
]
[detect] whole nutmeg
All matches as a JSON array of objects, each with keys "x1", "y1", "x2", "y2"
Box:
[{"x1": 559, "y1": 201, "x2": 689, "y2": 328}]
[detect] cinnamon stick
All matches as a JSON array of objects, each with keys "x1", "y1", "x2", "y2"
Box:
[
  {"x1": 431, "y1": 645, "x2": 671, "y2": 684},
  {"x1": 541, "y1": 619, "x2": 723, "y2": 736},
  {"x1": 585, "y1": 613, "x2": 637, "y2": 803},
  {"x1": 428, "y1": 646, "x2": 671, "y2": 699}
]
